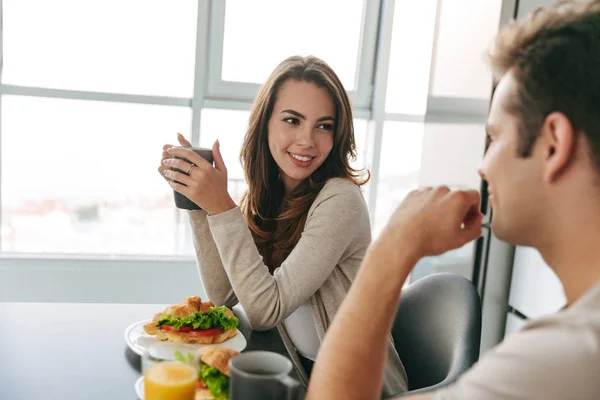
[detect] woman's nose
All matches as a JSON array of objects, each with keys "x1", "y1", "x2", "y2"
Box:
[{"x1": 296, "y1": 126, "x2": 315, "y2": 147}]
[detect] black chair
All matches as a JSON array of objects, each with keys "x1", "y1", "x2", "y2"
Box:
[{"x1": 388, "y1": 273, "x2": 482, "y2": 397}]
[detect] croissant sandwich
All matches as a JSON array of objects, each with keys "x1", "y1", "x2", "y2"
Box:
[{"x1": 143, "y1": 296, "x2": 239, "y2": 344}]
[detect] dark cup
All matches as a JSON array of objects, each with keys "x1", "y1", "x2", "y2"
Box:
[
  {"x1": 229, "y1": 351, "x2": 301, "y2": 400},
  {"x1": 171, "y1": 146, "x2": 213, "y2": 210}
]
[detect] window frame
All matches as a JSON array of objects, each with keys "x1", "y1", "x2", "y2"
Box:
[{"x1": 204, "y1": 0, "x2": 381, "y2": 111}]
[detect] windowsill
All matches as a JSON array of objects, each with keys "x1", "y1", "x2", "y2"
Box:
[
  {"x1": 0, "y1": 252, "x2": 196, "y2": 262},
  {"x1": 0, "y1": 255, "x2": 206, "y2": 304}
]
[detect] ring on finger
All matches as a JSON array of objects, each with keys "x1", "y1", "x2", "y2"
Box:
[{"x1": 187, "y1": 164, "x2": 196, "y2": 175}]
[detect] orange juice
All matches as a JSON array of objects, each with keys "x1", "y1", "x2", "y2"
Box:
[{"x1": 144, "y1": 361, "x2": 197, "y2": 400}]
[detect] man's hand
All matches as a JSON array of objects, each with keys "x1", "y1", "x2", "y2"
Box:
[{"x1": 378, "y1": 186, "x2": 484, "y2": 262}]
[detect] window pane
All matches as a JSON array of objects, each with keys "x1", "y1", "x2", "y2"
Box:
[
  {"x1": 374, "y1": 122, "x2": 424, "y2": 236},
  {"x1": 200, "y1": 109, "x2": 250, "y2": 204},
  {"x1": 419, "y1": 123, "x2": 485, "y2": 190},
  {"x1": 1, "y1": 96, "x2": 192, "y2": 255},
  {"x1": 385, "y1": 0, "x2": 437, "y2": 115},
  {"x1": 353, "y1": 119, "x2": 369, "y2": 171},
  {"x1": 221, "y1": 0, "x2": 365, "y2": 90},
  {"x1": 429, "y1": 0, "x2": 502, "y2": 99},
  {"x1": 353, "y1": 118, "x2": 372, "y2": 205},
  {"x1": 411, "y1": 242, "x2": 475, "y2": 282},
  {"x1": 2, "y1": 0, "x2": 197, "y2": 97}
]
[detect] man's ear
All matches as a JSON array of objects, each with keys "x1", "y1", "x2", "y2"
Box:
[{"x1": 539, "y1": 112, "x2": 577, "y2": 183}]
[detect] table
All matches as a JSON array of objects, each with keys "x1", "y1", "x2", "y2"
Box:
[{"x1": 0, "y1": 302, "x2": 292, "y2": 400}]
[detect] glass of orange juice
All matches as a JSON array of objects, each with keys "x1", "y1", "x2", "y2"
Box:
[{"x1": 143, "y1": 344, "x2": 197, "y2": 400}]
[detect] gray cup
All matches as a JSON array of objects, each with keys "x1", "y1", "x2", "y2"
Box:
[
  {"x1": 171, "y1": 146, "x2": 213, "y2": 210},
  {"x1": 229, "y1": 351, "x2": 301, "y2": 400}
]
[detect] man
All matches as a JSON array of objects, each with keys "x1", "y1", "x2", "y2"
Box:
[{"x1": 306, "y1": 1, "x2": 600, "y2": 399}]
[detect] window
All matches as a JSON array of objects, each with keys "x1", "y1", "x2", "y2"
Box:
[
  {"x1": 429, "y1": 0, "x2": 503, "y2": 99},
  {"x1": 200, "y1": 109, "x2": 250, "y2": 203},
  {"x1": 353, "y1": 119, "x2": 370, "y2": 172},
  {"x1": 0, "y1": 96, "x2": 191, "y2": 255},
  {"x1": 419, "y1": 123, "x2": 486, "y2": 190},
  {"x1": 373, "y1": 122, "x2": 424, "y2": 236},
  {"x1": 412, "y1": 242, "x2": 476, "y2": 282},
  {"x1": 2, "y1": 0, "x2": 197, "y2": 97},
  {"x1": 221, "y1": 0, "x2": 364, "y2": 89},
  {"x1": 385, "y1": 0, "x2": 437, "y2": 115},
  {"x1": 207, "y1": 0, "x2": 379, "y2": 109}
]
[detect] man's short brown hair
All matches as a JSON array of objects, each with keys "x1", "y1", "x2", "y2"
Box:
[{"x1": 487, "y1": 0, "x2": 600, "y2": 168}]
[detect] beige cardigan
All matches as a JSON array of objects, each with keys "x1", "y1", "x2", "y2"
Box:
[{"x1": 189, "y1": 178, "x2": 408, "y2": 396}]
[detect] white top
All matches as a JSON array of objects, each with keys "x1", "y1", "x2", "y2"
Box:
[
  {"x1": 283, "y1": 301, "x2": 320, "y2": 361},
  {"x1": 434, "y1": 280, "x2": 600, "y2": 400}
]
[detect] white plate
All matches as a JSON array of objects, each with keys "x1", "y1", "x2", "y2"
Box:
[
  {"x1": 135, "y1": 377, "x2": 143, "y2": 400},
  {"x1": 124, "y1": 319, "x2": 247, "y2": 356}
]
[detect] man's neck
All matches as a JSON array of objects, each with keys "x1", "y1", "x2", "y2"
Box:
[{"x1": 538, "y1": 211, "x2": 600, "y2": 306}]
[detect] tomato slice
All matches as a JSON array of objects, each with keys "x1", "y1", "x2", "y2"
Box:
[
  {"x1": 159, "y1": 325, "x2": 176, "y2": 332},
  {"x1": 159, "y1": 325, "x2": 224, "y2": 336},
  {"x1": 197, "y1": 380, "x2": 207, "y2": 389},
  {"x1": 159, "y1": 325, "x2": 192, "y2": 332},
  {"x1": 188, "y1": 328, "x2": 224, "y2": 337}
]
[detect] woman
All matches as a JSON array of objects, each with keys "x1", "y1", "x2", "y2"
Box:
[{"x1": 158, "y1": 56, "x2": 407, "y2": 395}]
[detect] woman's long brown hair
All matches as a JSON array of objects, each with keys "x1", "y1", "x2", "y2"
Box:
[{"x1": 240, "y1": 56, "x2": 369, "y2": 273}]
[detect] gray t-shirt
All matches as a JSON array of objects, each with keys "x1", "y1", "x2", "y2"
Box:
[{"x1": 434, "y1": 281, "x2": 600, "y2": 400}]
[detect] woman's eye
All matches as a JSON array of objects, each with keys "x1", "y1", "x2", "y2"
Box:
[
  {"x1": 284, "y1": 117, "x2": 300, "y2": 125},
  {"x1": 318, "y1": 123, "x2": 334, "y2": 131}
]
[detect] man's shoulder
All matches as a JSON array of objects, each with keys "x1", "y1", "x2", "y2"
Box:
[
  {"x1": 521, "y1": 281, "x2": 600, "y2": 340},
  {"x1": 434, "y1": 304, "x2": 600, "y2": 400}
]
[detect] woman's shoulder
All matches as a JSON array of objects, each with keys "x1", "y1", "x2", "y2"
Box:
[
  {"x1": 321, "y1": 177, "x2": 363, "y2": 194},
  {"x1": 308, "y1": 177, "x2": 371, "y2": 238},
  {"x1": 313, "y1": 178, "x2": 368, "y2": 210}
]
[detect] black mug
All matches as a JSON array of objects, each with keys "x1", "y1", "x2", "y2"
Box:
[
  {"x1": 229, "y1": 351, "x2": 301, "y2": 400},
  {"x1": 170, "y1": 146, "x2": 213, "y2": 210}
]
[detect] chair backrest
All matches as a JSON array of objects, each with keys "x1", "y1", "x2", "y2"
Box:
[{"x1": 390, "y1": 273, "x2": 482, "y2": 395}]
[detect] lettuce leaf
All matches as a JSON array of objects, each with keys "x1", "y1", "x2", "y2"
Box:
[
  {"x1": 199, "y1": 363, "x2": 229, "y2": 400},
  {"x1": 174, "y1": 350, "x2": 194, "y2": 364},
  {"x1": 157, "y1": 306, "x2": 239, "y2": 331},
  {"x1": 207, "y1": 306, "x2": 239, "y2": 331}
]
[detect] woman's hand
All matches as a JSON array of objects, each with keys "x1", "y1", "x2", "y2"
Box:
[
  {"x1": 162, "y1": 138, "x2": 237, "y2": 215},
  {"x1": 158, "y1": 133, "x2": 191, "y2": 182}
]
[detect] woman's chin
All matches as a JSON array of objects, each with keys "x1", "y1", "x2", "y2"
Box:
[{"x1": 280, "y1": 170, "x2": 311, "y2": 187}]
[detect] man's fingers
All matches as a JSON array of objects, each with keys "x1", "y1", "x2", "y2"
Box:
[
  {"x1": 449, "y1": 190, "x2": 481, "y2": 216},
  {"x1": 463, "y1": 204, "x2": 484, "y2": 230},
  {"x1": 463, "y1": 190, "x2": 481, "y2": 206}
]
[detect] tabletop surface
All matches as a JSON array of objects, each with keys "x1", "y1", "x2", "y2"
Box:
[{"x1": 0, "y1": 302, "x2": 290, "y2": 400}]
